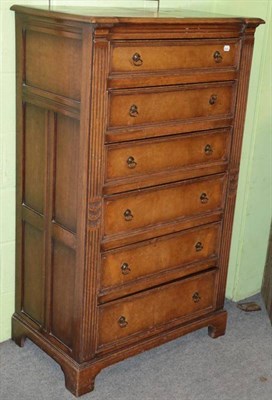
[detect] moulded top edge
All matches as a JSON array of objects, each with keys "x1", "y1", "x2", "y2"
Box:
[{"x1": 10, "y1": 5, "x2": 265, "y2": 27}]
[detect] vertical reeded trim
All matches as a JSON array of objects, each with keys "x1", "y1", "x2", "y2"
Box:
[
  {"x1": 216, "y1": 28, "x2": 256, "y2": 309},
  {"x1": 81, "y1": 29, "x2": 110, "y2": 360},
  {"x1": 71, "y1": 25, "x2": 95, "y2": 361}
]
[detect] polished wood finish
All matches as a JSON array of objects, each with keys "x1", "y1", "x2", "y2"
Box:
[
  {"x1": 106, "y1": 129, "x2": 231, "y2": 183},
  {"x1": 11, "y1": 5, "x2": 264, "y2": 397},
  {"x1": 108, "y1": 82, "x2": 235, "y2": 128},
  {"x1": 111, "y1": 39, "x2": 240, "y2": 73},
  {"x1": 25, "y1": 29, "x2": 82, "y2": 100},
  {"x1": 104, "y1": 174, "x2": 226, "y2": 237},
  {"x1": 100, "y1": 223, "x2": 221, "y2": 294},
  {"x1": 98, "y1": 269, "x2": 217, "y2": 348}
]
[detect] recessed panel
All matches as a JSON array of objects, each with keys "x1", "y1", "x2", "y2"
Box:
[
  {"x1": 25, "y1": 29, "x2": 82, "y2": 100},
  {"x1": 51, "y1": 241, "x2": 76, "y2": 349},
  {"x1": 24, "y1": 104, "x2": 46, "y2": 214},
  {"x1": 23, "y1": 222, "x2": 44, "y2": 324},
  {"x1": 54, "y1": 114, "x2": 79, "y2": 232}
]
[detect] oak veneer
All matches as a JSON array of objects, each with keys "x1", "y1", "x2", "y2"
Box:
[
  {"x1": 103, "y1": 174, "x2": 227, "y2": 236},
  {"x1": 108, "y1": 82, "x2": 235, "y2": 128},
  {"x1": 98, "y1": 269, "x2": 217, "y2": 348},
  {"x1": 106, "y1": 129, "x2": 231, "y2": 182},
  {"x1": 100, "y1": 223, "x2": 221, "y2": 293},
  {"x1": 11, "y1": 5, "x2": 264, "y2": 397},
  {"x1": 111, "y1": 39, "x2": 240, "y2": 72}
]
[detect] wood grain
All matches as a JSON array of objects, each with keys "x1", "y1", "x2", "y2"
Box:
[
  {"x1": 111, "y1": 39, "x2": 240, "y2": 73},
  {"x1": 104, "y1": 174, "x2": 227, "y2": 237},
  {"x1": 98, "y1": 269, "x2": 217, "y2": 348},
  {"x1": 100, "y1": 223, "x2": 221, "y2": 292},
  {"x1": 106, "y1": 129, "x2": 231, "y2": 182},
  {"x1": 11, "y1": 7, "x2": 263, "y2": 396},
  {"x1": 108, "y1": 82, "x2": 235, "y2": 128}
]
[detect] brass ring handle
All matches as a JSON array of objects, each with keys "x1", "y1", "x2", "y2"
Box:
[
  {"x1": 118, "y1": 316, "x2": 128, "y2": 328},
  {"x1": 195, "y1": 242, "x2": 204, "y2": 252},
  {"x1": 192, "y1": 292, "x2": 201, "y2": 303},
  {"x1": 132, "y1": 52, "x2": 143, "y2": 66},
  {"x1": 129, "y1": 104, "x2": 139, "y2": 117},
  {"x1": 200, "y1": 192, "x2": 209, "y2": 204},
  {"x1": 127, "y1": 156, "x2": 137, "y2": 169},
  {"x1": 121, "y1": 262, "x2": 131, "y2": 275},
  {"x1": 124, "y1": 209, "x2": 133, "y2": 221},
  {"x1": 213, "y1": 50, "x2": 223, "y2": 63},
  {"x1": 209, "y1": 95, "x2": 217, "y2": 105},
  {"x1": 204, "y1": 144, "x2": 213, "y2": 155}
]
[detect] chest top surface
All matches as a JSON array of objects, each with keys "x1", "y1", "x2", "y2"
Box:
[{"x1": 11, "y1": 4, "x2": 264, "y2": 26}]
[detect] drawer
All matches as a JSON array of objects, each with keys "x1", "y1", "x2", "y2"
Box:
[
  {"x1": 111, "y1": 39, "x2": 240, "y2": 73},
  {"x1": 104, "y1": 174, "x2": 226, "y2": 237},
  {"x1": 98, "y1": 269, "x2": 217, "y2": 347},
  {"x1": 108, "y1": 82, "x2": 235, "y2": 129},
  {"x1": 101, "y1": 223, "x2": 221, "y2": 291},
  {"x1": 106, "y1": 129, "x2": 231, "y2": 182}
]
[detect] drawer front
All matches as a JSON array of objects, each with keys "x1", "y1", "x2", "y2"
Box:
[
  {"x1": 106, "y1": 129, "x2": 230, "y2": 182},
  {"x1": 111, "y1": 40, "x2": 240, "y2": 73},
  {"x1": 98, "y1": 270, "x2": 216, "y2": 347},
  {"x1": 109, "y1": 83, "x2": 235, "y2": 128},
  {"x1": 101, "y1": 223, "x2": 221, "y2": 290},
  {"x1": 104, "y1": 174, "x2": 226, "y2": 237}
]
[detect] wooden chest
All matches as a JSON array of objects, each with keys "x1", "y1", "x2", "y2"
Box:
[{"x1": 11, "y1": 5, "x2": 264, "y2": 397}]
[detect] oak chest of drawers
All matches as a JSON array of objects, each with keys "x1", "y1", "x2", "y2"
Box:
[{"x1": 11, "y1": 5, "x2": 264, "y2": 397}]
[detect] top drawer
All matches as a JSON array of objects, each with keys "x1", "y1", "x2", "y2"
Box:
[{"x1": 111, "y1": 39, "x2": 240, "y2": 74}]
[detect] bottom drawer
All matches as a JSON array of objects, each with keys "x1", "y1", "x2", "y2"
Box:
[{"x1": 98, "y1": 269, "x2": 217, "y2": 348}]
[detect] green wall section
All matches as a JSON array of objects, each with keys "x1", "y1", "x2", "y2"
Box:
[
  {"x1": 0, "y1": 0, "x2": 271, "y2": 342},
  {"x1": 208, "y1": 0, "x2": 271, "y2": 301}
]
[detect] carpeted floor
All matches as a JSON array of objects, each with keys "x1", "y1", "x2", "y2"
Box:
[{"x1": 0, "y1": 293, "x2": 271, "y2": 400}]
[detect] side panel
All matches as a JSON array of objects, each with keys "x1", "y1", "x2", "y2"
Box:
[
  {"x1": 20, "y1": 103, "x2": 47, "y2": 327},
  {"x1": 24, "y1": 104, "x2": 46, "y2": 213},
  {"x1": 25, "y1": 29, "x2": 82, "y2": 100},
  {"x1": 23, "y1": 222, "x2": 44, "y2": 324},
  {"x1": 19, "y1": 103, "x2": 80, "y2": 348},
  {"x1": 13, "y1": 16, "x2": 91, "y2": 359},
  {"x1": 54, "y1": 114, "x2": 79, "y2": 233},
  {"x1": 51, "y1": 241, "x2": 76, "y2": 349}
]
